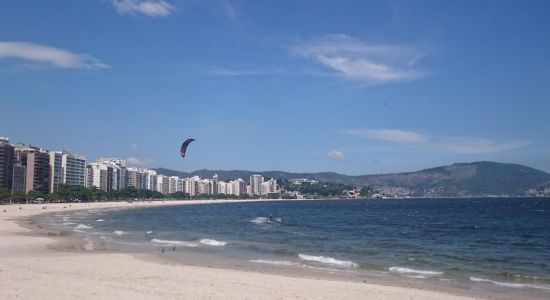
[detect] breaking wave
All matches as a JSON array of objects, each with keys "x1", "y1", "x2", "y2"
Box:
[
  {"x1": 388, "y1": 267, "x2": 444, "y2": 277},
  {"x1": 469, "y1": 277, "x2": 550, "y2": 291},
  {"x1": 298, "y1": 254, "x2": 358, "y2": 268},
  {"x1": 250, "y1": 259, "x2": 298, "y2": 266},
  {"x1": 151, "y1": 239, "x2": 198, "y2": 247},
  {"x1": 199, "y1": 239, "x2": 227, "y2": 246}
]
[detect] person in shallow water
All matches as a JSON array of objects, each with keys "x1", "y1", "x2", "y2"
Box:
[{"x1": 268, "y1": 215, "x2": 273, "y2": 222}]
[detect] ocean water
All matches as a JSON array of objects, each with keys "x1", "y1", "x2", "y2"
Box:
[{"x1": 39, "y1": 198, "x2": 550, "y2": 295}]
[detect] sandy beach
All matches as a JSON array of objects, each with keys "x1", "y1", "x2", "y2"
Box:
[{"x1": 0, "y1": 201, "x2": 483, "y2": 300}]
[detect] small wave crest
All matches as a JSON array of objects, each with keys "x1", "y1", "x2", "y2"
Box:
[
  {"x1": 75, "y1": 224, "x2": 93, "y2": 230},
  {"x1": 250, "y1": 259, "x2": 298, "y2": 266},
  {"x1": 469, "y1": 277, "x2": 550, "y2": 291},
  {"x1": 113, "y1": 230, "x2": 127, "y2": 236},
  {"x1": 96, "y1": 219, "x2": 104, "y2": 222},
  {"x1": 389, "y1": 267, "x2": 444, "y2": 277},
  {"x1": 151, "y1": 239, "x2": 198, "y2": 247},
  {"x1": 250, "y1": 217, "x2": 282, "y2": 225},
  {"x1": 298, "y1": 254, "x2": 358, "y2": 268},
  {"x1": 199, "y1": 239, "x2": 227, "y2": 246}
]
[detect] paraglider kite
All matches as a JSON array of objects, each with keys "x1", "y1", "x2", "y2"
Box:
[{"x1": 180, "y1": 138, "x2": 195, "y2": 158}]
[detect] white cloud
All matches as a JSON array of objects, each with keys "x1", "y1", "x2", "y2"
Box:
[
  {"x1": 291, "y1": 34, "x2": 427, "y2": 85},
  {"x1": 111, "y1": 0, "x2": 175, "y2": 17},
  {"x1": 347, "y1": 128, "x2": 428, "y2": 143},
  {"x1": 127, "y1": 157, "x2": 155, "y2": 166},
  {"x1": 327, "y1": 150, "x2": 345, "y2": 161},
  {"x1": 347, "y1": 128, "x2": 528, "y2": 154},
  {"x1": 0, "y1": 41, "x2": 108, "y2": 69}
]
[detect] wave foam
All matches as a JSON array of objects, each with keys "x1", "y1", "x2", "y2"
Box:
[
  {"x1": 199, "y1": 239, "x2": 227, "y2": 246},
  {"x1": 151, "y1": 239, "x2": 199, "y2": 247},
  {"x1": 113, "y1": 230, "x2": 127, "y2": 236},
  {"x1": 250, "y1": 217, "x2": 282, "y2": 225},
  {"x1": 96, "y1": 219, "x2": 104, "y2": 222},
  {"x1": 250, "y1": 259, "x2": 298, "y2": 266},
  {"x1": 389, "y1": 267, "x2": 444, "y2": 276},
  {"x1": 75, "y1": 224, "x2": 93, "y2": 230},
  {"x1": 469, "y1": 277, "x2": 550, "y2": 291},
  {"x1": 298, "y1": 254, "x2": 358, "y2": 268}
]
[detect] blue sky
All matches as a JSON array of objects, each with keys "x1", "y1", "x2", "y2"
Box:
[{"x1": 1, "y1": 0, "x2": 549, "y2": 174}]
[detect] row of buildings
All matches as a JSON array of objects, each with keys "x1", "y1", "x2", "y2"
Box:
[{"x1": 0, "y1": 137, "x2": 278, "y2": 197}]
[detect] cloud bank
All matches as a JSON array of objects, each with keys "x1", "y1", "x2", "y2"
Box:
[
  {"x1": 292, "y1": 34, "x2": 427, "y2": 85},
  {"x1": 0, "y1": 41, "x2": 108, "y2": 69},
  {"x1": 127, "y1": 157, "x2": 155, "y2": 166},
  {"x1": 347, "y1": 128, "x2": 528, "y2": 154},
  {"x1": 111, "y1": 0, "x2": 175, "y2": 17}
]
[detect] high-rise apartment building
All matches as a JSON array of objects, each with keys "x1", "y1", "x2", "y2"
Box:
[
  {"x1": 232, "y1": 178, "x2": 247, "y2": 196},
  {"x1": 249, "y1": 174, "x2": 264, "y2": 195},
  {"x1": 14, "y1": 144, "x2": 50, "y2": 193},
  {"x1": 96, "y1": 158, "x2": 126, "y2": 188},
  {"x1": 0, "y1": 137, "x2": 14, "y2": 191},
  {"x1": 86, "y1": 162, "x2": 117, "y2": 192},
  {"x1": 12, "y1": 163, "x2": 26, "y2": 193},
  {"x1": 127, "y1": 167, "x2": 144, "y2": 190},
  {"x1": 169, "y1": 176, "x2": 179, "y2": 194},
  {"x1": 261, "y1": 178, "x2": 278, "y2": 195}
]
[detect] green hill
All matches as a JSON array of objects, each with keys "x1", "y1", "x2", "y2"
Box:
[{"x1": 155, "y1": 161, "x2": 550, "y2": 197}]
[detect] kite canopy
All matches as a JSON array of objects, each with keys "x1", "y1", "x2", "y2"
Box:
[{"x1": 180, "y1": 138, "x2": 195, "y2": 158}]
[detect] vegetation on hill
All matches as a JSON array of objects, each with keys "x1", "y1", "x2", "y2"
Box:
[{"x1": 156, "y1": 162, "x2": 550, "y2": 197}]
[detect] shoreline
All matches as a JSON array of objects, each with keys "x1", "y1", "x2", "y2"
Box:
[{"x1": 0, "y1": 201, "x2": 537, "y2": 299}]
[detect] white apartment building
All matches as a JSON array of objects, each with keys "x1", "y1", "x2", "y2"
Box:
[{"x1": 250, "y1": 174, "x2": 264, "y2": 195}]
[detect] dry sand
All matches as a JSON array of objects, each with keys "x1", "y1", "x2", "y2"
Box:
[{"x1": 0, "y1": 201, "x2": 482, "y2": 300}]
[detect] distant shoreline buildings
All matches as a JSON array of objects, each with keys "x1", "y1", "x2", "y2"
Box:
[{"x1": 0, "y1": 136, "x2": 278, "y2": 198}]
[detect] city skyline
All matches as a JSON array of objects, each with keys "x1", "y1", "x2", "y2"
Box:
[
  {"x1": 1, "y1": 1, "x2": 549, "y2": 174},
  {"x1": 1, "y1": 135, "x2": 281, "y2": 198}
]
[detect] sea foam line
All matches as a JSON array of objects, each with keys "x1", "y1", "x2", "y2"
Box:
[
  {"x1": 151, "y1": 239, "x2": 198, "y2": 247},
  {"x1": 113, "y1": 230, "x2": 127, "y2": 236},
  {"x1": 469, "y1": 277, "x2": 550, "y2": 291},
  {"x1": 199, "y1": 239, "x2": 227, "y2": 247},
  {"x1": 75, "y1": 224, "x2": 93, "y2": 230},
  {"x1": 298, "y1": 254, "x2": 358, "y2": 268},
  {"x1": 388, "y1": 267, "x2": 444, "y2": 277},
  {"x1": 249, "y1": 259, "x2": 299, "y2": 266}
]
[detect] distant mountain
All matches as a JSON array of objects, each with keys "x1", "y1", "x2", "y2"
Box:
[{"x1": 155, "y1": 162, "x2": 550, "y2": 197}]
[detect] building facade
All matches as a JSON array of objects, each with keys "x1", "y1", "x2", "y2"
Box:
[
  {"x1": 0, "y1": 137, "x2": 14, "y2": 191},
  {"x1": 14, "y1": 144, "x2": 50, "y2": 194},
  {"x1": 249, "y1": 174, "x2": 264, "y2": 195}
]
